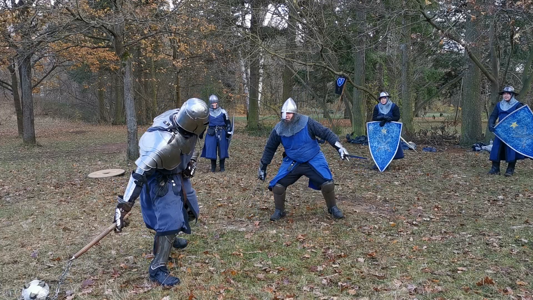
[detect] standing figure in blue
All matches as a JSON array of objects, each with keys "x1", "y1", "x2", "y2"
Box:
[
  {"x1": 113, "y1": 98, "x2": 209, "y2": 287},
  {"x1": 371, "y1": 91, "x2": 403, "y2": 170},
  {"x1": 487, "y1": 86, "x2": 525, "y2": 176},
  {"x1": 201, "y1": 94, "x2": 233, "y2": 172},
  {"x1": 257, "y1": 98, "x2": 350, "y2": 221}
]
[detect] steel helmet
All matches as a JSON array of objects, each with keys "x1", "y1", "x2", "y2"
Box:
[
  {"x1": 499, "y1": 86, "x2": 518, "y2": 96},
  {"x1": 174, "y1": 98, "x2": 209, "y2": 135}
]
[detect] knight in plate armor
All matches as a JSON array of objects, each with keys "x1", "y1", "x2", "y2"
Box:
[
  {"x1": 487, "y1": 86, "x2": 525, "y2": 176},
  {"x1": 257, "y1": 98, "x2": 349, "y2": 221},
  {"x1": 201, "y1": 94, "x2": 233, "y2": 172},
  {"x1": 114, "y1": 98, "x2": 209, "y2": 287}
]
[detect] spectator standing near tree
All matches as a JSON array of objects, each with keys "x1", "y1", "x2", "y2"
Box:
[{"x1": 201, "y1": 95, "x2": 233, "y2": 172}]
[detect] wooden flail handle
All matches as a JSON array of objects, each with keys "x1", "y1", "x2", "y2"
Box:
[{"x1": 70, "y1": 212, "x2": 131, "y2": 260}]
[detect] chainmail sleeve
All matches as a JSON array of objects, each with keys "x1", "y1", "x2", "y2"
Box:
[{"x1": 260, "y1": 129, "x2": 281, "y2": 165}]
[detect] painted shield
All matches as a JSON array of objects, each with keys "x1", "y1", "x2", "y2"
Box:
[
  {"x1": 494, "y1": 104, "x2": 533, "y2": 158},
  {"x1": 367, "y1": 121, "x2": 402, "y2": 172}
]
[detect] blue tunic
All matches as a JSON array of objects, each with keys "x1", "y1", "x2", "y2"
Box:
[
  {"x1": 489, "y1": 102, "x2": 525, "y2": 162},
  {"x1": 269, "y1": 123, "x2": 333, "y2": 190},
  {"x1": 139, "y1": 155, "x2": 200, "y2": 236},
  {"x1": 372, "y1": 103, "x2": 404, "y2": 160},
  {"x1": 201, "y1": 111, "x2": 230, "y2": 159}
]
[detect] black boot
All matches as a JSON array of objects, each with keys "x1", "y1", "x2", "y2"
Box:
[
  {"x1": 210, "y1": 160, "x2": 217, "y2": 172},
  {"x1": 219, "y1": 159, "x2": 225, "y2": 172},
  {"x1": 149, "y1": 235, "x2": 180, "y2": 286},
  {"x1": 504, "y1": 161, "x2": 516, "y2": 177},
  {"x1": 270, "y1": 184, "x2": 287, "y2": 221},
  {"x1": 321, "y1": 181, "x2": 344, "y2": 219},
  {"x1": 487, "y1": 161, "x2": 500, "y2": 175}
]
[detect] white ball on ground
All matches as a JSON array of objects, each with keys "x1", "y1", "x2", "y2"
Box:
[{"x1": 21, "y1": 279, "x2": 50, "y2": 300}]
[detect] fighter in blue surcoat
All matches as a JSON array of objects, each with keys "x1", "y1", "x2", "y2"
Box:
[
  {"x1": 114, "y1": 98, "x2": 209, "y2": 286},
  {"x1": 257, "y1": 98, "x2": 350, "y2": 221}
]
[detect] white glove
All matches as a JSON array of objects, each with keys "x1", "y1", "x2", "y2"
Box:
[{"x1": 335, "y1": 141, "x2": 349, "y2": 161}]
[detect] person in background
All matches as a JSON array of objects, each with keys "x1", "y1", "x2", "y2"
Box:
[
  {"x1": 487, "y1": 86, "x2": 525, "y2": 176},
  {"x1": 257, "y1": 97, "x2": 349, "y2": 221},
  {"x1": 371, "y1": 91, "x2": 404, "y2": 170},
  {"x1": 201, "y1": 94, "x2": 233, "y2": 172},
  {"x1": 114, "y1": 98, "x2": 209, "y2": 287}
]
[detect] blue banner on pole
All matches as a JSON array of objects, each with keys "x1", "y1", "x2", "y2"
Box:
[
  {"x1": 367, "y1": 121, "x2": 402, "y2": 172},
  {"x1": 494, "y1": 105, "x2": 533, "y2": 158},
  {"x1": 335, "y1": 76, "x2": 346, "y2": 95}
]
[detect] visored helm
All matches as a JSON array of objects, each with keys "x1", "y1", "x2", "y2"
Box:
[
  {"x1": 281, "y1": 97, "x2": 297, "y2": 119},
  {"x1": 209, "y1": 94, "x2": 219, "y2": 104},
  {"x1": 499, "y1": 86, "x2": 518, "y2": 96},
  {"x1": 174, "y1": 98, "x2": 209, "y2": 136}
]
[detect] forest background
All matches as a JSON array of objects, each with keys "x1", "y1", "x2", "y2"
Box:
[
  {"x1": 2, "y1": 0, "x2": 533, "y2": 155},
  {"x1": 1, "y1": 0, "x2": 533, "y2": 299}
]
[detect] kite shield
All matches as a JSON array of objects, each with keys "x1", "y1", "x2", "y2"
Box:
[
  {"x1": 367, "y1": 121, "x2": 402, "y2": 172},
  {"x1": 494, "y1": 104, "x2": 533, "y2": 158}
]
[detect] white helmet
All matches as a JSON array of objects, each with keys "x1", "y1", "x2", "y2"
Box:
[{"x1": 281, "y1": 97, "x2": 297, "y2": 119}]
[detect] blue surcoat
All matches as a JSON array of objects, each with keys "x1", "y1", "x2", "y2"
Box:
[
  {"x1": 201, "y1": 112, "x2": 229, "y2": 159},
  {"x1": 269, "y1": 124, "x2": 332, "y2": 190},
  {"x1": 139, "y1": 154, "x2": 199, "y2": 236}
]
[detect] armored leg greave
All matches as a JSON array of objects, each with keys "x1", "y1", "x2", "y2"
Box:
[
  {"x1": 149, "y1": 234, "x2": 180, "y2": 286},
  {"x1": 505, "y1": 161, "x2": 516, "y2": 177},
  {"x1": 270, "y1": 184, "x2": 287, "y2": 221},
  {"x1": 220, "y1": 159, "x2": 225, "y2": 172},
  {"x1": 488, "y1": 161, "x2": 500, "y2": 175},
  {"x1": 321, "y1": 181, "x2": 344, "y2": 219},
  {"x1": 153, "y1": 236, "x2": 187, "y2": 255},
  {"x1": 210, "y1": 160, "x2": 217, "y2": 172}
]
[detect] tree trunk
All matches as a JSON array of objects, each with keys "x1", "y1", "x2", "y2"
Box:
[
  {"x1": 400, "y1": 4, "x2": 414, "y2": 136},
  {"x1": 150, "y1": 57, "x2": 157, "y2": 119},
  {"x1": 8, "y1": 62, "x2": 23, "y2": 136},
  {"x1": 281, "y1": 5, "x2": 296, "y2": 102},
  {"x1": 123, "y1": 56, "x2": 139, "y2": 160},
  {"x1": 18, "y1": 53, "x2": 36, "y2": 145},
  {"x1": 98, "y1": 71, "x2": 106, "y2": 123},
  {"x1": 247, "y1": 3, "x2": 260, "y2": 130},
  {"x1": 113, "y1": 71, "x2": 125, "y2": 125},
  {"x1": 460, "y1": 11, "x2": 482, "y2": 145},
  {"x1": 351, "y1": 9, "x2": 366, "y2": 137},
  {"x1": 485, "y1": 18, "x2": 500, "y2": 140}
]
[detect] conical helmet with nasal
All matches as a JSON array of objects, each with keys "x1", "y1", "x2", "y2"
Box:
[{"x1": 281, "y1": 97, "x2": 297, "y2": 119}]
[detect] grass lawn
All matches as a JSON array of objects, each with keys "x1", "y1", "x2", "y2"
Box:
[{"x1": 1, "y1": 116, "x2": 532, "y2": 300}]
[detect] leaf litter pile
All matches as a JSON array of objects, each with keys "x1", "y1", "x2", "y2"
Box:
[{"x1": 1, "y1": 117, "x2": 533, "y2": 300}]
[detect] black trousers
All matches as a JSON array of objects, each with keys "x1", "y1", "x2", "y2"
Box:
[{"x1": 276, "y1": 162, "x2": 328, "y2": 189}]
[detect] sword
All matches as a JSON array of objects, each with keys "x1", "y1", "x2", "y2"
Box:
[
  {"x1": 228, "y1": 115, "x2": 234, "y2": 151},
  {"x1": 346, "y1": 154, "x2": 367, "y2": 160},
  {"x1": 400, "y1": 136, "x2": 417, "y2": 152}
]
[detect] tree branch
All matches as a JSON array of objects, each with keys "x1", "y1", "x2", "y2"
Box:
[{"x1": 414, "y1": 0, "x2": 497, "y2": 85}]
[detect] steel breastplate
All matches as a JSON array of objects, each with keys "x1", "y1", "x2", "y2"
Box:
[{"x1": 136, "y1": 130, "x2": 197, "y2": 171}]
